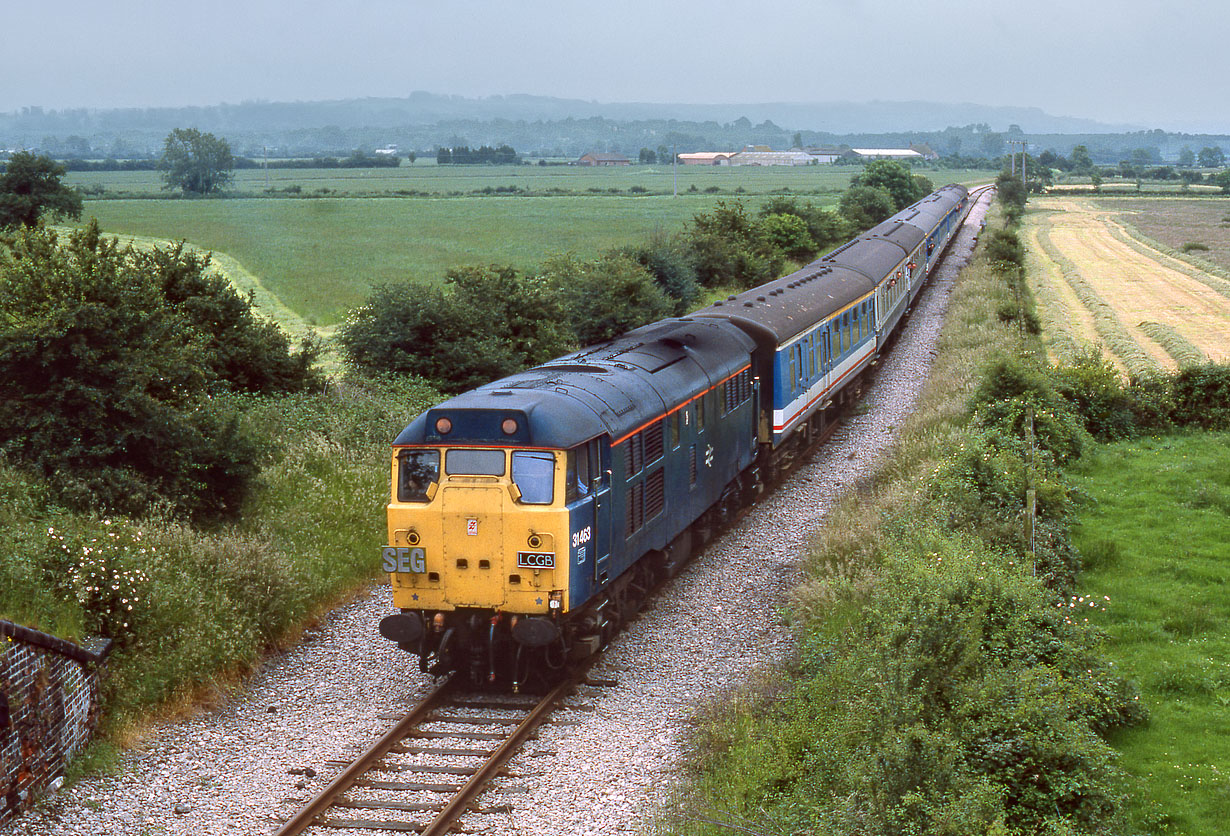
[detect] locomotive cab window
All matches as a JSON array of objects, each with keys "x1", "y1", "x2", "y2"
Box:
[
  {"x1": 512, "y1": 450, "x2": 555, "y2": 505},
  {"x1": 445, "y1": 448, "x2": 506, "y2": 476},
  {"x1": 565, "y1": 444, "x2": 594, "y2": 503},
  {"x1": 397, "y1": 449, "x2": 440, "y2": 503}
]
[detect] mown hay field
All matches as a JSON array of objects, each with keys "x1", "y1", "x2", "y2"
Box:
[{"x1": 1024, "y1": 197, "x2": 1230, "y2": 375}]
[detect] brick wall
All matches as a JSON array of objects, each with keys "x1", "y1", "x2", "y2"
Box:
[{"x1": 0, "y1": 620, "x2": 111, "y2": 821}]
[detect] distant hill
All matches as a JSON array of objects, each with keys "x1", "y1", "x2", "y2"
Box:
[
  {"x1": 0, "y1": 92, "x2": 1141, "y2": 136},
  {"x1": 2, "y1": 93, "x2": 1225, "y2": 164}
]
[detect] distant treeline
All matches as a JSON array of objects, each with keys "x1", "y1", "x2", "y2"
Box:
[
  {"x1": 436, "y1": 145, "x2": 519, "y2": 165},
  {"x1": 55, "y1": 152, "x2": 403, "y2": 173}
]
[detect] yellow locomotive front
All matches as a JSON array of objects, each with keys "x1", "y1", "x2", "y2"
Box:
[
  {"x1": 384, "y1": 443, "x2": 571, "y2": 619},
  {"x1": 377, "y1": 392, "x2": 610, "y2": 688}
]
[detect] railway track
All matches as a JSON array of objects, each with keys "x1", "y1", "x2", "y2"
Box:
[{"x1": 272, "y1": 667, "x2": 595, "y2": 835}]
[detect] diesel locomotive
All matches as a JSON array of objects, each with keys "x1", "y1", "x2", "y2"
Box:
[{"x1": 379, "y1": 184, "x2": 974, "y2": 689}]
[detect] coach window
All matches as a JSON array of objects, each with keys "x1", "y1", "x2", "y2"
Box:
[
  {"x1": 512, "y1": 450, "x2": 555, "y2": 505},
  {"x1": 670, "y1": 411, "x2": 681, "y2": 448},
  {"x1": 697, "y1": 395, "x2": 706, "y2": 432},
  {"x1": 397, "y1": 449, "x2": 440, "y2": 503}
]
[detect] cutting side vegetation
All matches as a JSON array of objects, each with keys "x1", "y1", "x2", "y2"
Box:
[{"x1": 661, "y1": 179, "x2": 1230, "y2": 836}]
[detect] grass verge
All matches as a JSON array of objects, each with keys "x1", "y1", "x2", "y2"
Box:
[{"x1": 1069, "y1": 432, "x2": 1230, "y2": 836}]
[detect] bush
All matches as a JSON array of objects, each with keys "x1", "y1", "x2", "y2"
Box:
[
  {"x1": 983, "y1": 228, "x2": 1025, "y2": 272},
  {"x1": 541, "y1": 253, "x2": 674, "y2": 345},
  {"x1": 686, "y1": 201, "x2": 786, "y2": 289},
  {"x1": 616, "y1": 234, "x2": 701, "y2": 314},
  {"x1": 0, "y1": 223, "x2": 298, "y2": 521},
  {"x1": 338, "y1": 265, "x2": 574, "y2": 393},
  {"x1": 1170, "y1": 362, "x2": 1230, "y2": 429}
]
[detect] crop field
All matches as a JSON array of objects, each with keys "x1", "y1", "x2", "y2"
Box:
[{"x1": 1024, "y1": 196, "x2": 1230, "y2": 375}]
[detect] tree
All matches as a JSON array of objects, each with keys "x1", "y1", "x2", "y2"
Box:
[
  {"x1": 1069, "y1": 144, "x2": 1094, "y2": 175},
  {"x1": 761, "y1": 213, "x2": 816, "y2": 261},
  {"x1": 407, "y1": 151, "x2": 417, "y2": 164},
  {"x1": 1197, "y1": 146, "x2": 1226, "y2": 168},
  {"x1": 792, "y1": 131, "x2": 804, "y2": 148},
  {"x1": 857, "y1": 159, "x2": 921, "y2": 211},
  {"x1": 1177, "y1": 147, "x2": 1195, "y2": 167},
  {"x1": 639, "y1": 147, "x2": 657, "y2": 164},
  {"x1": 159, "y1": 128, "x2": 234, "y2": 195},
  {"x1": 1213, "y1": 169, "x2": 1230, "y2": 194},
  {"x1": 0, "y1": 222, "x2": 316, "y2": 519},
  {"x1": 838, "y1": 185, "x2": 895, "y2": 230},
  {"x1": 0, "y1": 152, "x2": 83, "y2": 228}
]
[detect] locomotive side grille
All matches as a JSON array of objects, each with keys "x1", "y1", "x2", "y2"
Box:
[
  {"x1": 689, "y1": 446, "x2": 698, "y2": 486},
  {"x1": 644, "y1": 468, "x2": 665, "y2": 520},
  {"x1": 626, "y1": 480, "x2": 645, "y2": 536},
  {"x1": 643, "y1": 420, "x2": 664, "y2": 463}
]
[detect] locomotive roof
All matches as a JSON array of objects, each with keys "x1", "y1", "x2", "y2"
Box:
[{"x1": 393, "y1": 318, "x2": 755, "y2": 449}]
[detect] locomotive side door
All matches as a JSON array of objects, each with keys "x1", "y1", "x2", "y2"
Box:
[{"x1": 591, "y1": 438, "x2": 613, "y2": 583}]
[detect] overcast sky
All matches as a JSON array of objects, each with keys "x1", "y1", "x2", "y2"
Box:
[{"x1": 2, "y1": 0, "x2": 1225, "y2": 133}]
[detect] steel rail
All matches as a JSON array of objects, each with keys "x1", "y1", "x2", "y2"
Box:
[
  {"x1": 418, "y1": 666, "x2": 585, "y2": 836},
  {"x1": 272, "y1": 675, "x2": 457, "y2": 836}
]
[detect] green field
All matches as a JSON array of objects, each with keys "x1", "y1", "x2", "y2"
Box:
[
  {"x1": 69, "y1": 165, "x2": 995, "y2": 324},
  {"x1": 1069, "y1": 432, "x2": 1230, "y2": 836},
  {"x1": 78, "y1": 196, "x2": 737, "y2": 324},
  {"x1": 69, "y1": 161, "x2": 864, "y2": 197}
]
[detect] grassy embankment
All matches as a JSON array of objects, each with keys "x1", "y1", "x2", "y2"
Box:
[{"x1": 660, "y1": 203, "x2": 1150, "y2": 835}]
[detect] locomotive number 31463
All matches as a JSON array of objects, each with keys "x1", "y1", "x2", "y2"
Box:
[{"x1": 571, "y1": 526, "x2": 592, "y2": 548}]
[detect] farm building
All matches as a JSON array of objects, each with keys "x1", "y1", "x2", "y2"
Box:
[
  {"x1": 730, "y1": 150, "x2": 815, "y2": 166},
  {"x1": 678, "y1": 152, "x2": 736, "y2": 165},
  {"x1": 848, "y1": 144, "x2": 938, "y2": 161},
  {"x1": 577, "y1": 152, "x2": 630, "y2": 166},
  {"x1": 805, "y1": 146, "x2": 845, "y2": 163}
]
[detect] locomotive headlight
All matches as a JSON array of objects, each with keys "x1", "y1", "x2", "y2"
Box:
[
  {"x1": 527, "y1": 533, "x2": 543, "y2": 549},
  {"x1": 502, "y1": 418, "x2": 518, "y2": 435},
  {"x1": 435, "y1": 417, "x2": 452, "y2": 434},
  {"x1": 406, "y1": 530, "x2": 420, "y2": 546}
]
